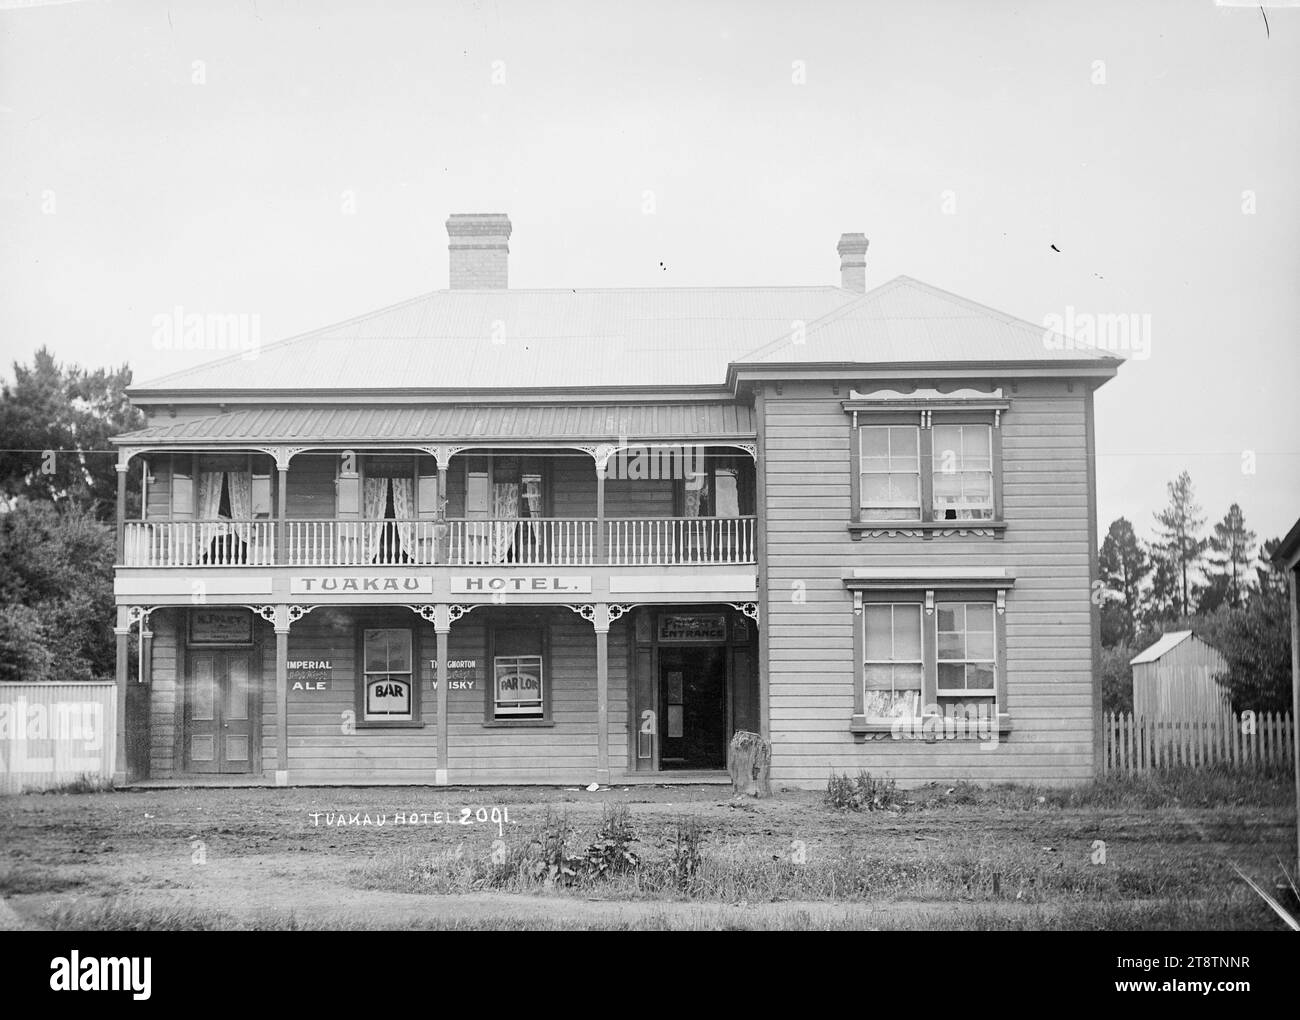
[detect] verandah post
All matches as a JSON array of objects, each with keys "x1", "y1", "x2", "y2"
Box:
[
  {"x1": 113, "y1": 606, "x2": 130, "y2": 785},
  {"x1": 276, "y1": 450, "x2": 290, "y2": 565},
  {"x1": 435, "y1": 604, "x2": 450, "y2": 786},
  {"x1": 594, "y1": 603, "x2": 611, "y2": 785},
  {"x1": 274, "y1": 605, "x2": 289, "y2": 786},
  {"x1": 116, "y1": 458, "x2": 128, "y2": 563},
  {"x1": 594, "y1": 446, "x2": 612, "y2": 566}
]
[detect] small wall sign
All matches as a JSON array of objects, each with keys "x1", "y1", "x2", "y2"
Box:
[
  {"x1": 289, "y1": 660, "x2": 332, "y2": 692},
  {"x1": 428, "y1": 658, "x2": 478, "y2": 690},
  {"x1": 189, "y1": 608, "x2": 253, "y2": 645},
  {"x1": 658, "y1": 613, "x2": 727, "y2": 643}
]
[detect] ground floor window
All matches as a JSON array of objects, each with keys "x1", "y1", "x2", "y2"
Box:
[
  {"x1": 936, "y1": 601, "x2": 997, "y2": 716},
  {"x1": 360, "y1": 627, "x2": 415, "y2": 724},
  {"x1": 853, "y1": 588, "x2": 1006, "y2": 728},
  {"x1": 488, "y1": 622, "x2": 548, "y2": 722},
  {"x1": 862, "y1": 603, "x2": 923, "y2": 719}
]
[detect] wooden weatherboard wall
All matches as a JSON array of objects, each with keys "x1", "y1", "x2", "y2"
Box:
[
  {"x1": 144, "y1": 605, "x2": 629, "y2": 785},
  {"x1": 760, "y1": 378, "x2": 1096, "y2": 786}
]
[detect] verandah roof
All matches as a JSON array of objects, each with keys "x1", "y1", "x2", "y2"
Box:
[{"x1": 113, "y1": 402, "x2": 756, "y2": 448}]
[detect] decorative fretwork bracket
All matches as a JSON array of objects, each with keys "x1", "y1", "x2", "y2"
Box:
[
  {"x1": 257, "y1": 447, "x2": 308, "y2": 472},
  {"x1": 116, "y1": 447, "x2": 147, "y2": 472},
  {"x1": 418, "y1": 446, "x2": 470, "y2": 471},
  {"x1": 245, "y1": 604, "x2": 320, "y2": 631},
  {"x1": 565, "y1": 603, "x2": 633, "y2": 630},
  {"x1": 728, "y1": 602, "x2": 759, "y2": 623},
  {"x1": 405, "y1": 604, "x2": 439, "y2": 624}
]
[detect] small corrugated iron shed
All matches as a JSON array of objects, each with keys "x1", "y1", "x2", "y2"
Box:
[{"x1": 1129, "y1": 631, "x2": 1230, "y2": 721}]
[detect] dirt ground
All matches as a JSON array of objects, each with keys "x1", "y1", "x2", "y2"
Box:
[{"x1": 0, "y1": 781, "x2": 1294, "y2": 930}]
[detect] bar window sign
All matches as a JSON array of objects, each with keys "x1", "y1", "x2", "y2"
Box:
[{"x1": 494, "y1": 655, "x2": 543, "y2": 718}]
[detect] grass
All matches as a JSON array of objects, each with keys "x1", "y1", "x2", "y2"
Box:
[
  {"x1": 0, "y1": 867, "x2": 84, "y2": 895},
  {"x1": 35, "y1": 891, "x2": 1283, "y2": 931},
  {"x1": 5, "y1": 767, "x2": 1294, "y2": 930}
]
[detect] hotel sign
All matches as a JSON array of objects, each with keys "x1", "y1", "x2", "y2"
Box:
[
  {"x1": 452, "y1": 575, "x2": 591, "y2": 594},
  {"x1": 291, "y1": 575, "x2": 434, "y2": 595}
]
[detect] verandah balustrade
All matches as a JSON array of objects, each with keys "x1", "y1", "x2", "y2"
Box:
[{"x1": 121, "y1": 516, "x2": 757, "y2": 568}]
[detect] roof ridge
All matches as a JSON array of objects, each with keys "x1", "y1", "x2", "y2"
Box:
[{"x1": 732, "y1": 275, "x2": 920, "y2": 363}]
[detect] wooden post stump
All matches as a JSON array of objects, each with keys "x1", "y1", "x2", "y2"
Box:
[{"x1": 728, "y1": 729, "x2": 772, "y2": 798}]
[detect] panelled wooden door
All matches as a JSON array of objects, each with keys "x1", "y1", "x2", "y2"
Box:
[{"x1": 186, "y1": 650, "x2": 256, "y2": 774}]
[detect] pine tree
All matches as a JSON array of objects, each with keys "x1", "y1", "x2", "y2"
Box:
[
  {"x1": 1150, "y1": 471, "x2": 1207, "y2": 618},
  {"x1": 1098, "y1": 517, "x2": 1150, "y2": 642},
  {"x1": 1202, "y1": 504, "x2": 1257, "y2": 611}
]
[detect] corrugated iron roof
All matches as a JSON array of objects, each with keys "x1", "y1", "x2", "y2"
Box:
[
  {"x1": 131, "y1": 277, "x2": 1118, "y2": 396},
  {"x1": 114, "y1": 402, "x2": 756, "y2": 445},
  {"x1": 1129, "y1": 631, "x2": 1195, "y2": 665},
  {"x1": 739, "y1": 277, "x2": 1124, "y2": 366}
]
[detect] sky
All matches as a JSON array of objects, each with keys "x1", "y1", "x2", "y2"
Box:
[{"x1": 1, "y1": 0, "x2": 1297, "y2": 548}]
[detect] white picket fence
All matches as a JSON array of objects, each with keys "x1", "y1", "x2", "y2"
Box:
[{"x1": 1102, "y1": 711, "x2": 1294, "y2": 774}]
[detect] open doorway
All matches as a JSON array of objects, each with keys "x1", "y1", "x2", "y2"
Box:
[{"x1": 658, "y1": 645, "x2": 727, "y2": 770}]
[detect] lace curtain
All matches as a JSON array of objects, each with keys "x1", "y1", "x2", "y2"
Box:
[
  {"x1": 363, "y1": 477, "x2": 388, "y2": 560},
  {"x1": 391, "y1": 477, "x2": 414, "y2": 557},
  {"x1": 361, "y1": 475, "x2": 415, "y2": 562},
  {"x1": 197, "y1": 469, "x2": 252, "y2": 545},
  {"x1": 491, "y1": 481, "x2": 519, "y2": 562}
]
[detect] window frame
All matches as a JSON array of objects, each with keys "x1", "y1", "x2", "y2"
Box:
[
  {"x1": 856, "y1": 425, "x2": 923, "y2": 522},
  {"x1": 847, "y1": 580, "x2": 1012, "y2": 737},
  {"x1": 464, "y1": 453, "x2": 550, "y2": 519},
  {"x1": 845, "y1": 398, "x2": 1007, "y2": 537},
  {"x1": 483, "y1": 616, "x2": 553, "y2": 727},
  {"x1": 354, "y1": 622, "x2": 424, "y2": 729},
  {"x1": 930, "y1": 424, "x2": 995, "y2": 523},
  {"x1": 861, "y1": 602, "x2": 925, "y2": 722},
  {"x1": 935, "y1": 600, "x2": 999, "y2": 702}
]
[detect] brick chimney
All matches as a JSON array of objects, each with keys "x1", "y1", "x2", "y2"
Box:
[
  {"x1": 837, "y1": 232, "x2": 869, "y2": 293},
  {"x1": 446, "y1": 213, "x2": 512, "y2": 289}
]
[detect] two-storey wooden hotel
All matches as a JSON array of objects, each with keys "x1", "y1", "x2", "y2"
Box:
[{"x1": 110, "y1": 214, "x2": 1121, "y2": 787}]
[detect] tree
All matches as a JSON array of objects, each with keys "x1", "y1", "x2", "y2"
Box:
[
  {"x1": 1144, "y1": 555, "x2": 1182, "y2": 626},
  {"x1": 1150, "y1": 471, "x2": 1207, "y2": 618},
  {"x1": 1099, "y1": 643, "x2": 1135, "y2": 714},
  {"x1": 1203, "y1": 503, "x2": 1257, "y2": 611},
  {"x1": 0, "y1": 499, "x2": 117, "y2": 682},
  {"x1": 0, "y1": 347, "x2": 144, "y2": 521},
  {"x1": 1098, "y1": 517, "x2": 1150, "y2": 643},
  {"x1": 1198, "y1": 542, "x2": 1292, "y2": 713}
]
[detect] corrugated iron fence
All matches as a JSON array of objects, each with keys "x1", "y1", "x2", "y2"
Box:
[
  {"x1": 0, "y1": 682, "x2": 117, "y2": 794},
  {"x1": 1103, "y1": 711, "x2": 1294, "y2": 774}
]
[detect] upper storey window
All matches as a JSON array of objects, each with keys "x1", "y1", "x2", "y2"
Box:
[{"x1": 844, "y1": 388, "x2": 1008, "y2": 534}]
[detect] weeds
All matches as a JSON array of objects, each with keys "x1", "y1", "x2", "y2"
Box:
[
  {"x1": 825, "y1": 770, "x2": 903, "y2": 811},
  {"x1": 666, "y1": 818, "x2": 704, "y2": 890},
  {"x1": 582, "y1": 804, "x2": 640, "y2": 878},
  {"x1": 524, "y1": 809, "x2": 581, "y2": 886},
  {"x1": 36, "y1": 775, "x2": 114, "y2": 795}
]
